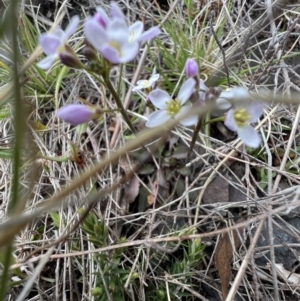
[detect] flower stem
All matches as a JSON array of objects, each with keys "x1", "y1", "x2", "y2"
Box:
[{"x1": 103, "y1": 71, "x2": 136, "y2": 134}]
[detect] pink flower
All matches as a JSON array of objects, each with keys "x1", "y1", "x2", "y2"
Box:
[
  {"x1": 146, "y1": 78, "x2": 198, "y2": 127},
  {"x1": 185, "y1": 59, "x2": 198, "y2": 78},
  {"x1": 84, "y1": 2, "x2": 160, "y2": 64},
  {"x1": 224, "y1": 102, "x2": 264, "y2": 148},
  {"x1": 57, "y1": 104, "x2": 101, "y2": 126},
  {"x1": 37, "y1": 16, "x2": 79, "y2": 69}
]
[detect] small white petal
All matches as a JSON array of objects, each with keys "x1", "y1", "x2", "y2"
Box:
[
  {"x1": 37, "y1": 54, "x2": 57, "y2": 69},
  {"x1": 177, "y1": 78, "x2": 196, "y2": 105},
  {"x1": 149, "y1": 89, "x2": 170, "y2": 110},
  {"x1": 149, "y1": 74, "x2": 160, "y2": 84},
  {"x1": 146, "y1": 110, "x2": 170, "y2": 127},
  {"x1": 237, "y1": 125, "x2": 261, "y2": 148},
  {"x1": 224, "y1": 109, "x2": 237, "y2": 131},
  {"x1": 177, "y1": 106, "x2": 198, "y2": 126},
  {"x1": 247, "y1": 102, "x2": 264, "y2": 122},
  {"x1": 216, "y1": 97, "x2": 232, "y2": 110}
]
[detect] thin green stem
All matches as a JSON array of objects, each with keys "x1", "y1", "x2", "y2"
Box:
[
  {"x1": 117, "y1": 64, "x2": 123, "y2": 94},
  {"x1": 103, "y1": 71, "x2": 136, "y2": 134},
  {"x1": 0, "y1": 0, "x2": 22, "y2": 299}
]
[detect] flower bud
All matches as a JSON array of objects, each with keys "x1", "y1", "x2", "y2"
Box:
[
  {"x1": 57, "y1": 104, "x2": 102, "y2": 126},
  {"x1": 59, "y1": 45, "x2": 84, "y2": 69},
  {"x1": 82, "y1": 45, "x2": 98, "y2": 61},
  {"x1": 185, "y1": 58, "x2": 198, "y2": 78}
]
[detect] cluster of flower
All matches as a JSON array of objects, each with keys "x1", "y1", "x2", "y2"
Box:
[
  {"x1": 37, "y1": 2, "x2": 264, "y2": 148},
  {"x1": 133, "y1": 59, "x2": 264, "y2": 148}
]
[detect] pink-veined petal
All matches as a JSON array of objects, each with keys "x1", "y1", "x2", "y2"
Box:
[
  {"x1": 149, "y1": 89, "x2": 170, "y2": 110},
  {"x1": 100, "y1": 45, "x2": 120, "y2": 64},
  {"x1": 57, "y1": 104, "x2": 94, "y2": 126},
  {"x1": 36, "y1": 54, "x2": 57, "y2": 69},
  {"x1": 119, "y1": 42, "x2": 139, "y2": 63},
  {"x1": 224, "y1": 109, "x2": 237, "y2": 131},
  {"x1": 39, "y1": 34, "x2": 61, "y2": 55},
  {"x1": 177, "y1": 78, "x2": 196, "y2": 105},
  {"x1": 128, "y1": 21, "x2": 143, "y2": 42},
  {"x1": 146, "y1": 110, "x2": 170, "y2": 128},
  {"x1": 137, "y1": 26, "x2": 161, "y2": 42},
  {"x1": 177, "y1": 106, "x2": 198, "y2": 126},
  {"x1": 247, "y1": 102, "x2": 264, "y2": 122},
  {"x1": 231, "y1": 86, "x2": 250, "y2": 100},
  {"x1": 107, "y1": 19, "x2": 129, "y2": 44},
  {"x1": 237, "y1": 125, "x2": 261, "y2": 148},
  {"x1": 64, "y1": 15, "x2": 80, "y2": 40},
  {"x1": 95, "y1": 7, "x2": 110, "y2": 27},
  {"x1": 111, "y1": 2, "x2": 126, "y2": 21},
  {"x1": 84, "y1": 18, "x2": 108, "y2": 50}
]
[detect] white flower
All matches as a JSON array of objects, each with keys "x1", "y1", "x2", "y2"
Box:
[
  {"x1": 146, "y1": 78, "x2": 198, "y2": 127},
  {"x1": 224, "y1": 102, "x2": 264, "y2": 148},
  {"x1": 132, "y1": 74, "x2": 160, "y2": 92},
  {"x1": 216, "y1": 86, "x2": 251, "y2": 110}
]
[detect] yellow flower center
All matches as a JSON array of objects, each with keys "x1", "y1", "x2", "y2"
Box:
[
  {"x1": 142, "y1": 80, "x2": 150, "y2": 88},
  {"x1": 109, "y1": 41, "x2": 122, "y2": 56},
  {"x1": 234, "y1": 108, "x2": 251, "y2": 127},
  {"x1": 165, "y1": 99, "x2": 181, "y2": 116}
]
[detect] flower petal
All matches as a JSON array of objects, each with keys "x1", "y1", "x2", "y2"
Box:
[
  {"x1": 84, "y1": 18, "x2": 108, "y2": 50},
  {"x1": 247, "y1": 102, "x2": 264, "y2": 122},
  {"x1": 149, "y1": 73, "x2": 160, "y2": 84},
  {"x1": 36, "y1": 54, "x2": 57, "y2": 69},
  {"x1": 146, "y1": 110, "x2": 170, "y2": 127},
  {"x1": 57, "y1": 104, "x2": 93, "y2": 126},
  {"x1": 118, "y1": 42, "x2": 139, "y2": 63},
  {"x1": 177, "y1": 78, "x2": 196, "y2": 105},
  {"x1": 237, "y1": 125, "x2": 261, "y2": 148},
  {"x1": 95, "y1": 7, "x2": 110, "y2": 27},
  {"x1": 137, "y1": 26, "x2": 161, "y2": 42},
  {"x1": 216, "y1": 96, "x2": 232, "y2": 110},
  {"x1": 149, "y1": 89, "x2": 170, "y2": 110},
  {"x1": 132, "y1": 80, "x2": 149, "y2": 91},
  {"x1": 177, "y1": 106, "x2": 198, "y2": 126},
  {"x1": 39, "y1": 34, "x2": 61, "y2": 55},
  {"x1": 231, "y1": 86, "x2": 250, "y2": 100},
  {"x1": 52, "y1": 28, "x2": 65, "y2": 40},
  {"x1": 111, "y1": 1, "x2": 126, "y2": 21},
  {"x1": 100, "y1": 45, "x2": 120, "y2": 64},
  {"x1": 224, "y1": 109, "x2": 237, "y2": 131},
  {"x1": 128, "y1": 21, "x2": 143, "y2": 42},
  {"x1": 106, "y1": 19, "x2": 129, "y2": 44},
  {"x1": 64, "y1": 15, "x2": 80, "y2": 40},
  {"x1": 199, "y1": 79, "x2": 208, "y2": 92}
]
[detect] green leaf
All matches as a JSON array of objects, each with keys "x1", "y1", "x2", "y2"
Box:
[
  {"x1": 0, "y1": 147, "x2": 13, "y2": 159},
  {"x1": 50, "y1": 212, "x2": 61, "y2": 228}
]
